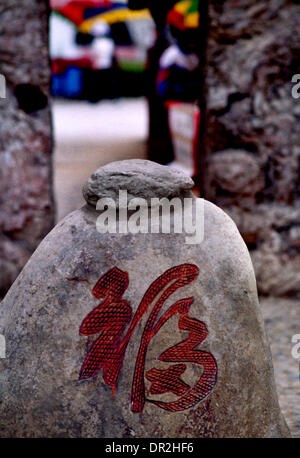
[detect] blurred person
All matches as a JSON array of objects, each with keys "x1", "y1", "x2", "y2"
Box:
[
  {"x1": 157, "y1": 1, "x2": 200, "y2": 102},
  {"x1": 157, "y1": 34, "x2": 199, "y2": 101},
  {"x1": 129, "y1": 0, "x2": 178, "y2": 164}
]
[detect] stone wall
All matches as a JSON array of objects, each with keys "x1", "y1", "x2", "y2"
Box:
[
  {"x1": 0, "y1": 0, "x2": 54, "y2": 296},
  {"x1": 207, "y1": 0, "x2": 300, "y2": 295}
]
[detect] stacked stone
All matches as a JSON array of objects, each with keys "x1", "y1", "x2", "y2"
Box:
[{"x1": 0, "y1": 160, "x2": 289, "y2": 437}]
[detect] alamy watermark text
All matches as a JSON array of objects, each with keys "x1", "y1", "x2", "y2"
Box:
[{"x1": 95, "y1": 190, "x2": 204, "y2": 245}]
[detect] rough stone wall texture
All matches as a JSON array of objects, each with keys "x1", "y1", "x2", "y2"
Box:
[
  {"x1": 0, "y1": 0, "x2": 54, "y2": 295},
  {"x1": 207, "y1": 0, "x2": 300, "y2": 296}
]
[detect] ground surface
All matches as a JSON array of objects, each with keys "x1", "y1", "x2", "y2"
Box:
[
  {"x1": 53, "y1": 98, "x2": 148, "y2": 221},
  {"x1": 261, "y1": 298, "x2": 300, "y2": 437},
  {"x1": 52, "y1": 99, "x2": 300, "y2": 437}
]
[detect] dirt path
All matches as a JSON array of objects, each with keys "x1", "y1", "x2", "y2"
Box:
[
  {"x1": 53, "y1": 98, "x2": 148, "y2": 221},
  {"x1": 261, "y1": 297, "x2": 300, "y2": 437}
]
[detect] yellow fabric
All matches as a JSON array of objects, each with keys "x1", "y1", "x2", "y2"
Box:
[
  {"x1": 79, "y1": 8, "x2": 151, "y2": 32},
  {"x1": 172, "y1": 0, "x2": 199, "y2": 28},
  {"x1": 173, "y1": 0, "x2": 191, "y2": 14},
  {"x1": 184, "y1": 11, "x2": 198, "y2": 28}
]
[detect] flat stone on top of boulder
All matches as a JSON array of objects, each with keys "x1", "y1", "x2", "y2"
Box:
[{"x1": 82, "y1": 159, "x2": 194, "y2": 207}]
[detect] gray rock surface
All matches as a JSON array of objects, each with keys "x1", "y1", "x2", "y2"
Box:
[
  {"x1": 207, "y1": 0, "x2": 300, "y2": 295},
  {"x1": 0, "y1": 0, "x2": 54, "y2": 296},
  {"x1": 209, "y1": 149, "x2": 264, "y2": 208},
  {"x1": 227, "y1": 204, "x2": 300, "y2": 296},
  {"x1": 83, "y1": 159, "x2": 194, "y2": 207},
  {"x1": 0, "y1": 161, "x2": 289, "y2": 437}
]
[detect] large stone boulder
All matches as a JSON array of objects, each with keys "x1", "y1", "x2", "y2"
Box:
[{"x1": 0, "y1": 160, "x2": 289, "y2": 437}]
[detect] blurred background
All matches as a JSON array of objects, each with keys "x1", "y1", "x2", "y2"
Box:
[
  {"x1": 50, "y1": 0, "x2": 202, "y2": 220},
  {"x1": 0, "y1": 0, "x2": 300, "y2": 436},
  {"x1": 51, "y1": 0, "x2": 154, "y2": 220}
]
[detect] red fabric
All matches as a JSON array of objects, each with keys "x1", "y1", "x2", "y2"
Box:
[
  {"x1": 57, "y1": 1, "x2": 112, "y2": 25},
  {"x1": 167, "y1": 9, "x2": 186, "y2": 30},
  {"x1": 52, "y1": 57, "x2": 93, "y2": 74}
]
